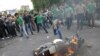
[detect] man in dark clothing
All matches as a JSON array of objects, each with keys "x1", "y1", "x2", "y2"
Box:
[
  {"x1": 0, "y1": 15, "x2": 7, "y2": 38},
  {"x1": 23, "y1": 13, "x2": 33, "y2": 35},
  {"x1": 5, "y1": 15, "x2": 17, "y2": 37}
]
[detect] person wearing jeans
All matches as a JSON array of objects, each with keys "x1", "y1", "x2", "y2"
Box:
[
  {"x1": 25, "y1": 22, "x2": 33, "y2": 35},
  {"x1": 53, "y1": 19, "x2": 63, "y2": 39},
  {"x1": 23, "y1": 14, "x2": 33, "y2": 35},
  {"x1": 15, "y1": 13, "x2": 29, "y2": 38},
  {"x1": 19, "y1": 24, "x2": 28, "y2": 38}
]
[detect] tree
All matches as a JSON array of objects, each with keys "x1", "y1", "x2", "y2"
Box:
[{"x1": 31, "y1": 0, "x2": 61, "y2": 11}]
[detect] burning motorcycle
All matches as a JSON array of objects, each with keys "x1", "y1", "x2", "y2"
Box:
[{"x1": 33, "y1": 33, "x2": 84, "y2": 56}]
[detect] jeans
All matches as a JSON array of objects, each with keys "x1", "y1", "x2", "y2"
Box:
[
  {"x1": 37, "y1": 23, "x2": 48, "y2": 33},
  {"x1": 25, "y1": 23, "x2": 33, "y2": 35},
  {"x1": 19, "y1": 24, "x2": 28, "y2": 37},
  {"x1": 53, "y1": 27, "x2": 63, "y2": 39},
  {"x1": 43, "y1": 20, "x2": 50, "y2": 28}
]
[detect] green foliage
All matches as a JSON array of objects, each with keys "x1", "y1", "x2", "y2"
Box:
[{"x1": 31, "y1": 0, "x2": 61, "y2": 11}]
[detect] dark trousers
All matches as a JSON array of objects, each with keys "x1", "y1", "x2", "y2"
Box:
[
  {"x1": 66, "y1": 17, "x2": 73, "y2": 30},
  {"x1": 43, "y1": 19, "x2": 50, "y2": 28},
  {"x1": 37, "y1": 23, "x2": 48, "y2": 33},
  {"x1": 0, "y1": 27, "x2": 7, "y2": 38},
  {"x1": 76, "y1": 13, "x2": 85, "y2": 30},
  {"x1": 86, "y1": 13, "x2": 94, "y2": 27},
  {"x1": 15, "y1": 23, "x2": 20, "y2": 32},
  {"x1": 6, "y1": 25, "x2": 17, "y2": 37}
]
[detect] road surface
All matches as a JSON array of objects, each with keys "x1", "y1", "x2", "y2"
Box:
[{"x1": 0, "y1": 24, "x2": 100, "y2": 56}]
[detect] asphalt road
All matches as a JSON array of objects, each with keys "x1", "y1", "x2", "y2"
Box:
[{"x1": 0, "y1": 25, "x2": 100, "y2": 56}]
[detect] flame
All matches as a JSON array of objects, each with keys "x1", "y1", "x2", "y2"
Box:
[
  {"x1": 67, "y1": 47, "x2": 75, "y2": 56},
  {"x1": 70, "y1": 36, "x2": 78, "y2": 45}
]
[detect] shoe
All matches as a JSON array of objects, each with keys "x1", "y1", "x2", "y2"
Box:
[
  {"x1": 31, "y1": 32, "x2": 34, "y2": 35},
  {"x1": 46, "y1": 32, "x2": 48, "y2": 34},
  {"x1": 26, "y1": 36, "x2": 29, "y2": 39}
]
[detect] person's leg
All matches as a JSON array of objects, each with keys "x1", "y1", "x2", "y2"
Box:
[
  {"x1": 12, "y1": 25, "x2": 17, "y2": 36},
  {"x1": 25, "y1": 23, "x2": 29, "y2": 35},
  {"x1": 37, "y1": 23, "x2": 40, "y2": 33},
  {"x1": 2, "y1": 26, "x2": 7, "y2": 37},
  {"x1": 57, "y1": 28, "x2": 63, "y2": 39},
  {"x1": 87, "y1": 14, "x2": 91, "y2": 27},
  {"x1": 43, "y1": 19, "x2": 49, "y2": 28},
  {"x1": 19, "y1": 25, "x2": 23, "y2": 37},
  {"x1": 91, "y1": 13, "x2": 95, "y2": 27},
  {"x1": 67, "y1": 18, "x2": 70, "y2": 30},
  {"x1": 15, "y1": 23, "x2": 20, "y2": 32},
  {"x1": 31, "y1": 21, "x2": 36, "y2": 31},
  {"x1": 22, "y1": 24, "x2": 29, "y2": 38},
  {"x1": 77, "y1": 15, "x2": 80, "y2": 30},
  {"x1": 46, "y1": 19, "x2": 50, "y2": 28},
  {"x1": 28, "y1": 23, "x2": 33, "y2": 35},
  {"x1": 80, "y1": 14, "x2": 84, "y2": 30},
  {"x1": 67, "y1": 17, "x2": 72, "y2": 30},
  {"x1": 41, "y1": 23, "x2": 48, "y2": 33},
  {"x1": 53, "y1": 29, "x2": 57, "y2": 35},
  {"x1": 8, "y1": 26, "x2": 12, "y2": 37},
  {"x1": 69, "y1": 17, "x2": 73, "y2": 29},
  {"x1": 10, "y1": 25, "x2": 14, "y2": 37},
  {"x1": 0, "y1": 28, "x2": 4, "y2": 38}
]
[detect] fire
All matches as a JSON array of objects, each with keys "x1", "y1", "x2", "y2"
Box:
[
  {"x1": 67, "y1": 47, "x2": 75, "y2": 56},
  {"x1": 70, "y1": 36, "x2": 78, "y2": 45}
]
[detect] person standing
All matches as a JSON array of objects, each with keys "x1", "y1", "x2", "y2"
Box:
[
  {"x1": 75, "y1": 3, "x2": 85, "y2": 30},
  {"x1": 6, "y1": 15, "x2": 17, "y2": 37},
  {"x1": 43, "y1": 10, "x2": 50, "y2": 28},
  {"x1": 15, "y1": 13, "x2": 29, "y2": 38},
  {"x1": 65, "y1": 5, "x2": 74, "y2": 30},
  {"x1": 85, "y1": 1, "x2": 96, "y2": 27},
  {"x1": 52, "y1": 19, "x2": 63, "y2": 39},
  {"x1": 23, "y1": 13, "x2": 33, "y2": 35},
  {"x1": 35, "y1": 12, "x2": 48, "y2": 33},
  {"x1": 0, "y1": 15, "x2": 7, "y2": 38}
]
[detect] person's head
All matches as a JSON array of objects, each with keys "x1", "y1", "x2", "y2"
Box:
[
  {"x1": 7, "y1": 14, "x2": 11, "y2": 18},
  {"x1": 14, "y1": 13, "x2": 19, "y2": 17},
  {"x1": 11, "y1": 15, "x2": 15, "y2": 18}
]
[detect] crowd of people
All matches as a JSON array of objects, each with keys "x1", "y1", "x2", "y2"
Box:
[
  {"x1": 0, "y1": 0, "x2": 99, "y2": 39},
  {"x1": 0, "y1": 10, "x2": 53, "y2": 39}
]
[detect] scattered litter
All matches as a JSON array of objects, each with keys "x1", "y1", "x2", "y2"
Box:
[
  {"x1": 47, "y1": 36, "x2": 50, "y2": 39},
  {"x1": 86, "y1": 43, "x2": 92, "y2": 48},
  {"x1": 2, "y1": 38, "x2": 5, "y2": 40}
]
